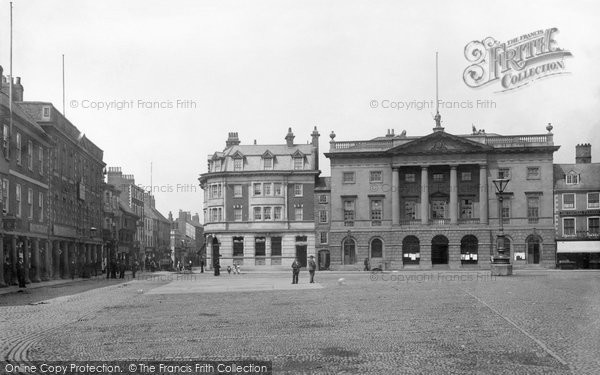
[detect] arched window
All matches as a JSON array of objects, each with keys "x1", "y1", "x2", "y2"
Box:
[
  {"x1": 343, "y1": 238, "x2": 356, "y2": 265},
  {"x1": 402, "y1": 236, "x2": 420, "y2": 265},
  {"x1": 461, "y1": 235, "x2": 478, "y2": 264},
  {"x1": 370, "y1": 238, "x2": 383, "y2": 258}
]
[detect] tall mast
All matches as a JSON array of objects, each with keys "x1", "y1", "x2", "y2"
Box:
[
  {"x1": 433, "y1": 51, "x2": 443, "y2": 131},
  {"x1": 9, "y1": 2, "x2": 13, "y2": 139},
  {"x1": 62, "y1": 54, "x2": 66, "y2": 116}
]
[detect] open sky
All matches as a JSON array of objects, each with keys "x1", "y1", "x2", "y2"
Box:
[{"x1": 1, "y1": 0, "x2": 599, "y2": 219}]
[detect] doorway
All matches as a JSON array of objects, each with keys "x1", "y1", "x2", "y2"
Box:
[
  {"x1": 431, "y1": 235, "x2": 449, "y2": 265},
  {"x1": 527, "y1": 236, "x2": 541, "y2": 264}
]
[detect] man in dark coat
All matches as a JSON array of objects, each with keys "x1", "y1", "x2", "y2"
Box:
[
  {"x1": 132, "y1": 260, "x2": 138, "y2": 278},
  {"x1": 200, "y1": 258, "x2": 205, "y2": 273},
  {"x1": 291, "y1": 258, "x2": 301, "y2": 284},
  {"x1": 308, "y1": 255, "x2": 317, "y2": 283},
  {"x1": 16, "y1": 258, "x2": 26, "y2": 288},
  {"x1": 70, "y1": 260, "x2": 76, "y2": 280},
  {"x1": 119, "y1": 260, "x2": 126, "y2": 279}
]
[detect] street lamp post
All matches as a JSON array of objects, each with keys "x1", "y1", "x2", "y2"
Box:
[{"x1": 491, "y1": 178, "x2": 512, "y2": 276}]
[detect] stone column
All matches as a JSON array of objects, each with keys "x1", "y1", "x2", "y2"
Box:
[
  {"x1": 420, "y1": 167, "x2": 429, "y2": 225},
  {"x1": 22, "y1": 238, "x2": 31, "y2": 284},
  {"x1": 0, "y1": 235, "x2": 5, "y2": 287},
  {"x1": 265, "y1": 236, "x2": 271, "y2": 266},
  {"x1": 32, "y1": 237, "x2": 41, "y2": 283},
  {"x1": 420, "y1": 243, "x2": 432, "y2": 269},
  {"x1": 53, "y1": 241, "x2": 61, "y2": 279},
  {"x1": 98, "y1": 245, "x2": 103, "y2": 269},
  {"x1": 42, "y1": 240, "x2": 51, "y2": 281},
  {"x1": 479, "y1": 164, "x2": 489, "y2": 224},
  {"x1": 11, "y1": 236, "x2": 18, "y2": 285},
  {"x1": 392, "y1": 168, "x2": 400, "y2": 226},
  {"x1": 450, "y1": 165, "x2": 458, "y2": 224},
  {"x1": 449, "y1": 242, "x2": 461, "y2": 269},
  {"x1": 62, "y1": 241, "x2": 69, "y2": 279}
]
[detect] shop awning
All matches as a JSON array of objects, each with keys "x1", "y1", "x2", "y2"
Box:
[{"x1": 557, "y1": 241, "x2": 600, "y2": 253}]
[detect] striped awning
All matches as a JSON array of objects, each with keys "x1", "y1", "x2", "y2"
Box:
[{"x1": 557, "y1": 241, "x2": 600, "y2": 253}]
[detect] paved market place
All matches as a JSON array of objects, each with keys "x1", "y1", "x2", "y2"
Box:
[{"x1": 1, "y1": 270, "x2": 599, "y2": 375}]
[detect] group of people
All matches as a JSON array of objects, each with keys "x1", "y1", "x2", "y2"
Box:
[
  {"x1": 212, "y1": 258, "x2": 240, "y2": 276},
  {"x1": 291, "y1": 255, "x2": 317, "y2": 284},
  {"x1": 106, "y1": 259, "x2": 135, "y2": 279}
]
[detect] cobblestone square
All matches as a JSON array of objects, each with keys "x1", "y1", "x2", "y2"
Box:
[{"x1": 1, "y1": 270, "x2": 599, "y2": 374}]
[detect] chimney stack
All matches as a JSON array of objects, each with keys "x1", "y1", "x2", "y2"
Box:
[
  {"x1": 1, "y1": 75, "x2": 24, "y2": 102},
  {"x1": 311, "y1": 126, "x2": 320, "y2": 170},
  {"x1": 575, "y1": 143, "x2": 592, "y2": 164},
  {"x1": 285, "y1": 127, "x2": 295, "y2": 147},
  {"x1": 225, "y1": 132, "x2": 241, "y2": 148}
]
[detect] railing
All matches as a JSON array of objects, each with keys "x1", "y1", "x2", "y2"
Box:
[
  {"x1": 485, "y1": 134, "x2": 552, "y2": 147},
  {"x1": 458, "y1": 218, "x2": 480, "y2": 224},
  {"x1": 398, "y1": 219, "x2": 421, "y2": 226},
  {"x1": 330, "y1": 139, "x2": 393, "y2": 150},
  {"x1": 429, "y1": 218, "x2": 450, "y2": 225}
]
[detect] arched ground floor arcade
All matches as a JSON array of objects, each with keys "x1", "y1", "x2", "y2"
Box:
[{"x1": 326, "y1": 228, "x2": 556, "y2": 270}]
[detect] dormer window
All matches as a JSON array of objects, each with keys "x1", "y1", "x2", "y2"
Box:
[
  {"x1": 233, "y1": 158, "x2": 243, "y2": 171},
  {"x1": 293, "y1": 157, "x2": 303, "y2": 170},
  {"x1": 291, "y1": 150, "x2": 305, "y2": 170},
  {"x1": 264, "y1": 157, "x2": 273, "y2": 170},
  {"x1": 565, "y1": 171, "x2": 580, "y2": 185},
  {"x1": 213, "y1": 159, "x2": 221, "y2": 171},
  {"x1": 262, "y1": 150, "x2": 275, "y2": 170}
]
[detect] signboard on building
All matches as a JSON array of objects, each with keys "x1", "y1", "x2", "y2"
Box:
[{"x1": 78, "y1": 182, "x2": 86, "y2": 201}]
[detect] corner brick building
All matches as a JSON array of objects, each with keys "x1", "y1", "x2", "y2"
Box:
[
  {"x1": 554, "y1": 144, "x2": 600, "y2": 268},
  {"x1": 199, "y1": 128, "x2": 320, "y2": 270}
]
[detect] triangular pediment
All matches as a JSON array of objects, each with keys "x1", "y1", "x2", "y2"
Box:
[
  {"x1": 231, "y1": 150, "x2": 245, "y2": 159},
  {"x1": 262, "y1": 150, "x2": 275, "y2": 158},
  {"x1": 210, "y1": 152, "x2": 224, "y2": 161},
  {"x1": 386, "y1": 131, "x2": 492, "y2": 155},
  {"x1": 291, "y1": 149, "x2": 305, "y2": 158}
]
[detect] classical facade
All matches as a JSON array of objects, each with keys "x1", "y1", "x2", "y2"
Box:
[
  {"x1": 325, "y1": 121, "x2": 559, "y2": 270},
  {"x1": 199, "y1": 128, "x2": 320, "y2": 270},
  {"x1": 554, "y1": 144, "x2": 600, "y2": 268}
]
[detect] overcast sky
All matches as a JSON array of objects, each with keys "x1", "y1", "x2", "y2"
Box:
[{"x1": 2, "y1": 0, "x2": 599, "y2": 219}]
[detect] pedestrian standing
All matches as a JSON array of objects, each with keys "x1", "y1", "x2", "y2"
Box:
[
  {"x1": 119, "y1": 260, "x2": 125, "y2": 279},
  {"x1": 16, "y1": 258, "x2": 26, "y2": 288},
  {"x1": 291, "y1": 258, "x2": 301, "y2": 284},
  {"x1": 308, "y1": 255, "x2": 316, "y2": 283},
  {"x1": 5, "y1": 258, "x2": 12, "y2": 286},
  {"x1": 364, "y1": 257, "x2": 370, "y2": 271},
  {"x1": 132, "y1": 260, "x2": 138, "y2": 279},
  {"x1": 200, "y1": 258, "x2": 205, "y2": 273}
]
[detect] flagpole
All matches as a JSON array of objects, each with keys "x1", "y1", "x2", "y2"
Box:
[
  {"x1": 62, "y1": 54, "x2": 65, "y2": 116},
  {"x1": 9, "y1": 2, "x2": 13, "y2": 140}
]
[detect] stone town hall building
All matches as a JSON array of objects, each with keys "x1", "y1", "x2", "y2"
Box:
[
  {"x1": 199, "y1": 128, "x2": 320, "y2": 270},
  {"x1": 325, "y1": 120, "x2": 559, "y2": 270}
]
